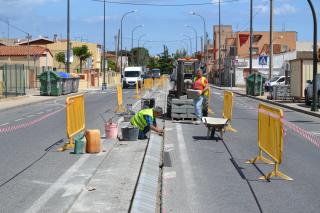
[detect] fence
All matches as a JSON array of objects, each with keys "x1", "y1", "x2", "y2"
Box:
[{"x1": 0, "y1": 64, "x2": 50, "y2": 99}]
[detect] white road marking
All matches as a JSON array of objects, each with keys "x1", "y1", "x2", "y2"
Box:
[
  {"x1": 163, "y1": 171, "x2": 177, "y2": 180},
  {"x1": 25, "y1": 154, "x2": 90, "y2": 213},
  {"x1": 0, "y1": 122, "x2": 9, "y2": 127},
  {"x1": 14, "y1": 118, "x2": 25, "y2": 122},
  {"x1": 176, "y1": 123, "x2": 198, "y2": 201},
  {"x1": 27, "y1": 114, "x2": 35, "y2": 118},
  {"x1": 36, "y1": 112, "x2": 44, "y2": 115},
  {"x1": 164, "y1": 143, "x2": 174, "y2": 152},
  {"x1": 213, "y1": 92, "x2": 221, "y2": 95},
  {"x1": 309, "y1": 132, "x2": 320, "y2": 135}
]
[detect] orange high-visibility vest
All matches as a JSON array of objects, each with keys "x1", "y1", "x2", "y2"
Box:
[{"x1": 193, "y1": 76, "x2": 209, "y2": 97}]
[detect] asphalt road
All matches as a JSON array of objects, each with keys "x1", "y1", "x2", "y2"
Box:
[
  {"x1": 0, "y1": 88, "x2": 137, "y2": 212},
  {"x1": 162, "y1": 88, "x2": 320, "y2": 213}
]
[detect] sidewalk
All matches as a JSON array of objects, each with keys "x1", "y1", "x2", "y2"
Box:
[{"x1": 211, "y1": 85, "x2": 320, "y2": 118}]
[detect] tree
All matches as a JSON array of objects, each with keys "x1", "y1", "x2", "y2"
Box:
[
  {"x1": 173, "y1": 48, "x2": 187, "y2": 59},
  {"x1": 129, "y1": 47, "x2": 150, "y2": 66},
  {"x1": 107, "y1": 59, "x2": 116, "y2": 71},
  {"x1": 148, "y1": 56, "x2": 160, "y2": 70},
  {"x1": 55, "y1": 52, "x2": 65, "y2": 69},
  {"x1": 73, "y1": 45, "x2": 92, "y2": 73},
  {"x1": 158, "y1": 45, "x2": 174, "y2": 74}
]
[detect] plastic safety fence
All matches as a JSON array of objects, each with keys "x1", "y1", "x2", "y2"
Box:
[
  {"x1": 144, "y1": 79, "x2": 154, "y2": 90},
  {"x1": 65, "y1": 94, "x2": 85, "y2": 149},
  {"x1": 247, "y1": 103, "x2": 293, "y2": 181},
  {"x1": 223, "y1": 91, "x2": 236, "y2": 132},
  {"x1": 115, "y1": 83, "x2": 125, "y2": 112}
]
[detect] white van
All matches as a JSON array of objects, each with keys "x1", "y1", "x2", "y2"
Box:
[{"x1": 122, "y1": 66, "x2": 143, "y2": 88}]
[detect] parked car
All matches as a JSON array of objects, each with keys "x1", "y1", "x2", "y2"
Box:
[
  {"x1": 151, "y1": 68, "x2": 161, "y2": 78},
  {"x1": 265, "y1": 75, "x2": 286, "y2": 91},
  {"x1": 304, "y1": 74, "x2": 320, "y2": 106}
]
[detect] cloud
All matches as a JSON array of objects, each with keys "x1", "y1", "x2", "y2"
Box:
[{"x1": 274, "y1": 4, "x2": 297, "y2": 15}]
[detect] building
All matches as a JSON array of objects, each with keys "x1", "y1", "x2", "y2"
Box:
[
  {"x1": 211, "y1": 25, "x2": 297, "y2": 86},
  {"x1": 0, "y1": 45, "x2": 53, "y2": 67},
  {"x1": 18, "y1": 37, "x2": 102, "y2": 73}
]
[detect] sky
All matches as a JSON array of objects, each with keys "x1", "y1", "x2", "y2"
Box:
[{"x1": 0, "y1": 0, "x2": 320, "y2": 55}]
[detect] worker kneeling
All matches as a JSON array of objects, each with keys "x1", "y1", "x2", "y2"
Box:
[{"x1": 130, "y1": 107, "x2": 164, "y2": 139}]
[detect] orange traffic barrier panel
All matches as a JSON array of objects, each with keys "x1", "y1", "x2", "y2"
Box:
[
  {"x1": 223, "y1": 91, "x2": 236, "y2": 132},
  {"x1": 115, "y1": 83, "x2": 125, "y2": 112},
  {"x1": 247, "y1": 103, "x2": 293, "y2": 181},
  {"x1": 63, "y1": 94, "x2": 85, "y2": 150}
]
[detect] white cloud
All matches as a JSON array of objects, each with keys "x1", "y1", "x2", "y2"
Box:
[{"x1": 274, "y1": 4, "x2": 297, "y2": 15}]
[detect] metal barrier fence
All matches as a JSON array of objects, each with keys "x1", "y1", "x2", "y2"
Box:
[{"x1": 223, "y1": 91, "x2": 237, "y2": 132}]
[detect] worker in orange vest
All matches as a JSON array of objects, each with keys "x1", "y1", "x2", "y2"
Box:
[{"x1": 192, "y1": 68, "x2": 209, "y2": 124}]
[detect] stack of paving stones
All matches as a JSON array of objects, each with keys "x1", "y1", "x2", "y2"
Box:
[{"x1": 171, "y1": 95, "x2": 197, "y2": 120}]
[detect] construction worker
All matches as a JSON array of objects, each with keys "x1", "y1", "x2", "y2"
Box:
[
  {"x1": 192, "y1": 68, "x2": 209, "y2": 124},
  {"x1": 130, "y1": 106, "x2": 164, "y2": 139}
]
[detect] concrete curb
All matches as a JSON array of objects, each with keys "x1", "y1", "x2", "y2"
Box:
[
  {"x1": 211, "y1": 85, "x2": 320, "y2": 118},
  {"x1": 130, "y1": 133, "x2": 162, "y2": 213}
]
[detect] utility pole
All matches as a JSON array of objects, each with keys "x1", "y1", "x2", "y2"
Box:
[
  {"x1": 115, "y1": 30, "x2": 120, "y2": 73},
  {"x1": 66, "y1": 0, "x2": 70, "y2": 74},
  {"x1": 102, "y1": 0, "x2": 107, "y2": 90},
  {"x1": 219, "y1": 0, "x2": 222, "y2": 86},
  {"x1": 269, "y1": 0, "x2": 273, "y2": 80},
  {"x1": 307, "y1": 0, "x2": 318, "y2": 112},
  {"x1": 249, "y1": 0, "x2": 253, "y2": 75}
]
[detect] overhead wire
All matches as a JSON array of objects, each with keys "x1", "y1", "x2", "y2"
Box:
[{"x1": 91, "y1": 0, "x2": 242, "y2": 7}]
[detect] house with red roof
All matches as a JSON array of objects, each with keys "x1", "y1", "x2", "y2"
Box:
[{"x1": 0, "y1": 45, "x2": 53, "y2": 67}]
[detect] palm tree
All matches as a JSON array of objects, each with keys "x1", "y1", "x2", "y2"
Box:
[
  {"x1": 55, "y1": 52, "x2": 65, "y2": 69},
  {"x1": 73, "y1": 45, "x2": 92, "y2": 73}
]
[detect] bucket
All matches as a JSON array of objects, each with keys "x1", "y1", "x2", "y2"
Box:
[
  {"x1": 121, "y1": 126, "x2": 139, "y2": 141},
  {"x1": 105, "y1": 122, "x2": 118, "y2": 139}
]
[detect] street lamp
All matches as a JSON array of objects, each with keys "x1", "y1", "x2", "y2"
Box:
[
  {"x1": 185, "y1": 25, "x2": 198, "y2": 54},
  {"x1": 307, "y1": 0, "x2": 318, "y2": 112},
  {"x1": 67, "y1": 0, "x2": 71, "y2": 74},
  {"x1": 138, "y1": 33, "x2": 147, "y2": 48},
  {"x1": 131, "y1": 24, "x2": 144, "y2": 50},
  {"x1": 190, "y1": 11, "x2": 206, "y2": 62},
  {"x1": 183, "y1": 34, "x2": 193, "y2": 56},
  {"x1": 102, "y1": 0, "x2": 107, "y2": 90},
  {"x1": 120, "y1": 10, "x2": 137, "y2": 76}
]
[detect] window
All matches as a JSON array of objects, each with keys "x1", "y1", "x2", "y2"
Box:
[{"x1": 278, "y1": 77, "x2": 285, "y2": 83}]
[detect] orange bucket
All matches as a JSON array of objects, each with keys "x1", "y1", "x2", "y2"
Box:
[{"x1": 105, "y1": 122, "x2": 118, "y2": 139}]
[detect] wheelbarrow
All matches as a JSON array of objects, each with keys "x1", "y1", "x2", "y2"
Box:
[{"x1": 202, "y1": 117, "x2": 230, "y2": 140}]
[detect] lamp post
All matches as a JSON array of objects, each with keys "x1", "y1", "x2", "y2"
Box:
[
  {"x1": 218, "y1": 0, "x2": 222, "y2": 86},
  {"x1": 185, "y1": 25, "x2": 198, "y2": 54},
  {"x1": 269, "y1": 0, "x2": 273, "y2": 81},
  {"x1": 307, "y1": 0, "x2": 318, "y2": 112},
  {"x1": 131, "y1": 24, "x2": 143, "y2": 50},
  {"x1": 138, "y1": 34, "x2": 147, "y2": 48},
  {"x1": 102, "y1": 0, "x2": 107, "y2": 90},
  {"x1": 190, "y1": 11, "x2": 206, "y2": 63},
  {"x1": 183, "y1": 34, "x2": 193, "y2": 56},
  {"x1": 67, "y1": 0, "x2": 71, "y2": 74},
  {"x1": 120, "y1": 10, "x2": 136, "y2": 77}
]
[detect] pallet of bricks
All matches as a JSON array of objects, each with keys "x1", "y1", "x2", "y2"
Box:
[{"x1": 171, "y1": 95, "x2": 197, "y2": 120}]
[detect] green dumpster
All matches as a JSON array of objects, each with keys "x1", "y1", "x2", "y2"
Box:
[
  {"x1": 246, "y1": 73, "x2": 266, "y2": 96},
  {"x1": 39, "y1": 71, "x2": 62, "y2": 96}
]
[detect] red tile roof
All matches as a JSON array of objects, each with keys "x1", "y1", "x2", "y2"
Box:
[{"x1": 0, "y1": 46, "x2": 52, "y2": 57}]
